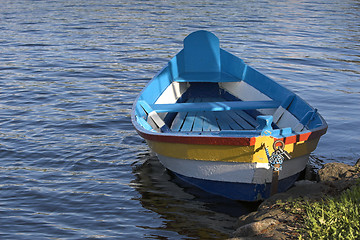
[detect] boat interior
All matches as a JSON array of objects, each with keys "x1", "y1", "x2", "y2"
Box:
[
  {"x1": 139, "y1": 80, "x2": 302, "y2": 137},
  {"x1": 135, "y1": 31, "x2": 323, "y2": 137},
  {"x1": 161, "y1": 82, "x2": 267, "y2": 132}
]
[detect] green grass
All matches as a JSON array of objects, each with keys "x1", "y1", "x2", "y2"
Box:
[{"x1": 283, "y1": 184, "x2": 360, "y2": 240}]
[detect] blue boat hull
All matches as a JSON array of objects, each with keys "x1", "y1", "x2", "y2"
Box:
[{"x1": 173, "y1": 171, "x2": 301, "y2": 201}]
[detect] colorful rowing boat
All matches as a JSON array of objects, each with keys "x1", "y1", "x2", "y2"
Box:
[{"x1": 131, "y1": 30, "x2": 327, "y2": 201}]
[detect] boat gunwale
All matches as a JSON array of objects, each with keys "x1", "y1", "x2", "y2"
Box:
[{"x1": 132, "y1": 115, "x2": 328, "y2": 146}]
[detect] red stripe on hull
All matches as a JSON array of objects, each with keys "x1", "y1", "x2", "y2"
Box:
[{"x1": 136, "y1": 126, "x2": 327, "y2": 146}]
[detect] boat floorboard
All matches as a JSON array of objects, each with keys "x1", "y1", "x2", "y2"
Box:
[{"x1": 170, "y1": 97, "x2": 259, "y2": 132}]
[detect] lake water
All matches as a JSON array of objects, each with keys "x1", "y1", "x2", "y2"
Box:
[{"x1": 0, "y1": 0, "x2": 359, "y2": 239}]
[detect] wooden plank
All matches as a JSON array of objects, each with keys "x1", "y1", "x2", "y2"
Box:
[
  {"x1": 226, "y1": 111, "x2": 253, "y2": 130},
  {"x1": 200, "y1": 98, "x2": 220, "y2": 131},
  {"x1": 192, "y1": 112, "x2": 205, "y2": 131},
  {"x1": 150, "y1": 100, "x2": 280, "y2": 113},
  {"x1": 171, "y1": 112, "x2": 188, "y2": 131},
  {"x1": 214, "y1": 112, "x2": 232, "y2": 130},
  {"x1": 171, "y1": 98, "x2": 196, "y2": 131},
  {"x1": 179, "y1": 98, "x2": 197, "y2": 132},
  {"x1": 234, "y1": 110, "x2": 259, "y2": 128},
  {"x1": 219, "y1": 112, "x2": 244, "y2": 130},
  {"x1": 139, "y1": 100, "x2": 169, "y2": 131},
  {"x1": 192, "y1": 98, "x2": 204, "y2": 131},
  {"x1": 202, "y1": 111, "x2": 220, "y2": 131},
  {"x1": 181, "y1": 111, "x2": 196, "y2": 131},
  {"x1": 170, "y1": 97, "x2": 260, "y2": 132}
]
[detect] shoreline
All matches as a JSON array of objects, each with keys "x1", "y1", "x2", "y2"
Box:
[{"x1": 228, "y1": 160, "x2": 360, "y2": 239}]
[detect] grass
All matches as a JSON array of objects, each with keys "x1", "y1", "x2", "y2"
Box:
[{"x1": 281, "y1": 184, "x2": 360, "y2": 240}]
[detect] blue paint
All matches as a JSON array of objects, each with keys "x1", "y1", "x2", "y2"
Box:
[
  {"x1": 173, "y1": 172, "x2": 301, "y2": 201},
  {"x1": 299, "y1": 109, "x2": 318, "y2": 127},
  {"x1": 256, "y1": 115, "x2": 274, "y2": 136},
  {"x1": 150, "y1": 100, "x2": 280, "y2": 113},
  {"x1": 139, "y1": 65, "x2": 173, "y2": 104},
  {"x1": 183, "y1": 30, "x2": 221, "y2": 74},
  {"x1": 133, "y1": 30, "x2": 327, "y2": 141},
  {"x1": 136, "y1": 116, "x2": 153, "y2": 131},
  {"x1": 175, "y1": 31, "x2": 242, "y2": 83}
]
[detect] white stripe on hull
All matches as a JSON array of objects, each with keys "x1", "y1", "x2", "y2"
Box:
[{"x1": 156, "y1": 153, "x2": 309, "y2": 184}]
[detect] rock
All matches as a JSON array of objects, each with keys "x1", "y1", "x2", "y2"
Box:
[
  {"x1": 229, "y1": 162, "x2": 360, "y2": 240},
  {"x1": 294, "y1": 180, "x2": 315, "y2": 186},
  {"x1": 258, "y1": 193, "x2": 291, "y2": 210},
  {"x1": 258, "y1": 181, "x2": 329, "y2": 210},
  {"x1": 318, "y1": 162, "x2": 360, "y2": 182},
  {"x1": 233, "y1": 218, "x2": 280, "y2": 237},
  {"x1": 355, "y1": 158, "x2": 360, "y2": 167},
  {"x1": 286, "y1": 181, "x2": 330, "y2": 199},
  {"x1": 227, "y1": 237, "x2": 267, "y2": 240}
]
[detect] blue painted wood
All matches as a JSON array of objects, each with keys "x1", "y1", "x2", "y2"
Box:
[
  {"x1": 171, "y1": 112, "x2": 188, "y2": 131},
  {"x1": 215, "y1": 111, "x2": 244, "y2": 130},
  {"x1": 299, "y1": 109, "x2": 318, "y2": 127},
  {"x1": 234, "y1": 110, "x2": 259, "y2": 128},
  {"x1": 202, "y1": 111, "x2": 220, "y2": 131},
  {"x1": 226, "y1": 111, "x2": 248, "y2": 130},
  {"x1": 170, "y1": 97, "x2": 260, "y2": 132},
  {"x1": 181, "y1": 111, "x2": 196, "y2": 131},
  {"x1": 201, "y1": 98, "x2": 222, "y2": 131},
  {"x1": 224, "y1": 113, "x2": 244, "y2": 130},
  {"x1": 139, "y1": 66, "x2": 173, "y2": 104},
  {"x1": 174, "y1": 31, "x2": 242, "y2": 83},
  {"x1": 192, "y1": 113, "x2": 205, "y2": 131},
  {"x1": 133, "y1": 30, "x2": 326, "y2": 138},
  {"x1": 150, "y1": 100, "x2": 280, "y2": 113},
  {"x1": 207, "y1": 97, "x2": 252, "y2": 130},
  {"x1": 183, "y1": 30, "x2": 220, "y2": 74},
  {"x1": 281, "y1": 94, "x2": 296, "y2": 109},
  {"x1": 220, "y1": 49, "x2": 246, "y2": 80},
  {"x1": 192, "y1": 98, "x2": 205, "y2": 131},
  {"x1": 136, "y1": 116, "x2": 153, "y2": 131},
  {"x1": 256, "y1": 115, "x2": 274, "y2": 136},
  {"x1": 138, "y1": 100, "x2": 153, "y2": 114},
  {"x1": 173, "y1": 171, "x2": 301, "y2": 201},
  {"x1": 175, "y1": 72, "x2": 240, "y2": 82},
  {"x1": 171, "y1": 98, "x2": 195, "y2": 132},
  {"x1": 214, "y1": 112, "x2": 231, "y2": 130}
]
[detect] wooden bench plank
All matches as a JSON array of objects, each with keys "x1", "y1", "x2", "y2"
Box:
[
  {"x1": 169, "y1": 97, "x2": 261, "y2": 132},
  {"x1": 181, "y1": 111, "x2": 196, "y2": 131},
  {"x1": 174, "y1": 72, "x2": 240, "y2": 83},
  {"x1": 214, "y1": 112, "x2": 232, "y2": 130},
  {"x1": 192, "y1": 98, "x2": 205, "y2": 131},
  {"x1": 234, "y1": 110, "x2": 259, "y2": 128},
  {"x1": 226, "y1": 111, "x2": 252, "y2": 130},
  {"x1": 171, "y1": 98, "x2": 197, "y2": 132},
  {"x1": 150, "y1": 100, "x2": 280, "y2": 113},
  {"x1": 192, "y1": 113, "x2": 204, "y2": 131},
  {"x1": 171, "y1": 112, "x2": 188, "y2": 131},
  {"x1": 216, "y1": 112, "x2": 245, "y2": 130},
  {"x1": 199, "y1": 98, "x2": 220, "y2": 131},
  {"x1": 202, "y1": 111, "x2": 220, "y2": 131}
]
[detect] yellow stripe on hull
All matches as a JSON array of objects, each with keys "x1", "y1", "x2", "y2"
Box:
[{"x1": 146, "y1": 136, "x2": 320, "y2": 163}]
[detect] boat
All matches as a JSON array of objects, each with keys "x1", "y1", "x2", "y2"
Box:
[{"x1": 131, "y1": 30, "x2": 327, "y2": 201}]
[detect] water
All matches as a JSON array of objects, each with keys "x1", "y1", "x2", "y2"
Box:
[{"x1": 0, "y1": 0, "x2": 359, "y2": 239}]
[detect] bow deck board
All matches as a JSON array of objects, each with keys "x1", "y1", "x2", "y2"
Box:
[{"x1": 170, "y1": 97, "x2": 258, "y2": 132}]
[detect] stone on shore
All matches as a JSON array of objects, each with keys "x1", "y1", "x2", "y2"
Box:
[{"x1": 229, "y1": 160, "x2": 360, "y2": 240}]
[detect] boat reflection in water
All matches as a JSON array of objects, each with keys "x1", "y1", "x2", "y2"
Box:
[{"x1": 131, "y1": 153, "x2": 259, "y2": 239}]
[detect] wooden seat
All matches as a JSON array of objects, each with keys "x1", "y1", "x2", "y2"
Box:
[
  {"x1": 149, "y1": 100, "x2": 280, "y2": 113},
  {"x1": 139, "y1": 97, "x2": 275, "y2": 133},
  {"x1": 170, "y1": 98, "x2": 260, "y2": 132}
]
